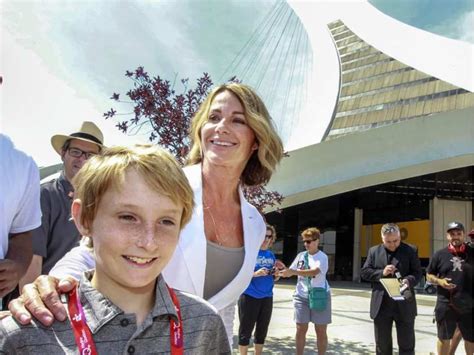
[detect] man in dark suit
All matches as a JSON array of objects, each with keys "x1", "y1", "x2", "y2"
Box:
[{"x1": 361, "y1": 223, "x2": 422, "y2": 355}]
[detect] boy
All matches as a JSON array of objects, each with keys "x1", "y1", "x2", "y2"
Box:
[{"x1": 0, "y1": 145, "x2": 230, "y2": 354}]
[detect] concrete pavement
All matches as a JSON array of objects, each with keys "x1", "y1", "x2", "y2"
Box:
[{"x1": 231, "y1": 281, "x2": 465, "y2": 354}]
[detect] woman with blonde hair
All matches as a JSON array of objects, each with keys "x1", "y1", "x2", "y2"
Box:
[{"x1": 9, "y1": 83, "x2": 284, "y2": 347}]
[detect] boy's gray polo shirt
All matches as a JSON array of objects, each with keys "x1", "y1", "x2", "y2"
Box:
[{"x1": 0, "y1": 272, "x2": 231, "y2": 354}]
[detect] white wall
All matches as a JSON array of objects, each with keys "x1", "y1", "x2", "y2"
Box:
[
  {"x1": 431, "y1": 198, "x2": 473, "y2": 252},
  {"x1": 267, "y1": 107, "x2": 474, "y2": 210}
]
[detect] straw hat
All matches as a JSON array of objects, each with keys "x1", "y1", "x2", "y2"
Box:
[{"x1": 51, "y1": 121, "x2": 104, "y2": 155}]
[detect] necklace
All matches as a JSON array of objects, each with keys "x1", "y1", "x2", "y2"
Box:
[
  {"x1": 203, "y1": 192, "x2": 244, "y2": 247},
  {"x1": 203, "y1": 203, "x2": 232, "y2": 246}
]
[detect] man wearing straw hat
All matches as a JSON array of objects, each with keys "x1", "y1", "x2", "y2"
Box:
[{"x1": 20, "y1": 121, "x2": 104, "y2": 287}]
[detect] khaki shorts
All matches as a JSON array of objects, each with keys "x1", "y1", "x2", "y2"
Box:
[{"x1": 293, "y1": 292, "x2": 332, "y2": 325}]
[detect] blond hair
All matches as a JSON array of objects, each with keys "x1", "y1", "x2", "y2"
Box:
[
  {"x1": 187, "y1": 83, "x2": 284, "y2": 186},
  {"x1": 72, "y1": 144, "x2": 194, "y2": 231},
  {"x1": 301, "y1": 227, "x2": 321, "y2": 241}
]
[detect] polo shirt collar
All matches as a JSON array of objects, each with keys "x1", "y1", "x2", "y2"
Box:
[{"x1": 78, "y1": 270, "x2": 178, "y2": 334}]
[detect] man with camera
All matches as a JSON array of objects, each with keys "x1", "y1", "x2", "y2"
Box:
[
  {"x1": 426, "y1": 222, "x2": 473, "y2": 355},
  {"x1": 361, "y1": 223, "x2": 422, "y2": 355}
]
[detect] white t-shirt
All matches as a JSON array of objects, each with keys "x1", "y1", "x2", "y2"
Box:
[
  {"x1": 290, "y1": 250, "x2": 330, "y2": 298},
  {"x1": 0, "y1": 134, "x2": 41, "y2": 258}
]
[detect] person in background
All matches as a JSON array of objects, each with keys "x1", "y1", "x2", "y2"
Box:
[
  {"x1": 20, "y1": 121, "x2": 103, "y2": 288},
  {"x1": 238, "y1": 224, "x2": 284, "y2": 355},
  {"x1": 0, "y1": 134, "x2": 41, "y2": 310},
  {"x1": 0, "y1": 144, "x2": 230, "y2": 354},
  {"x1": 448, "y1": 328, "x2": 463, "y2": 355},
  {"x1": 361, "y1": 223, "x2": 421, "y2": 355},
  {"x1": 279, "y1": 227, "x2": 331, "y2": 355},
  {"x1": 8, "y1": 83, "x2": 284, "y2": 347},
  {"x1": 448, "y1": 230, "x2": 474, "y2": 355},
  {"x1": 426, "y1": 222, "x2": 473, "y2": 355},
  {"x1": 468, "y1": 229, "x2": 474, "y2": 247}
]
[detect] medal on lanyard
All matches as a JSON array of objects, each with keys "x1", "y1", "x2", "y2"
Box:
[
  {"x1": 68, "y1": 284, "x2": 183, "y2": 354},
  {"x1": 166, "y1": 285, "x2": 184, "y2": 355},
  {"x1": 67, "y1": 287, "x2": 98, "y2": 355}
]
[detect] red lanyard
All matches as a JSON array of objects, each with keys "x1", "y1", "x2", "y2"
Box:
[
  {"x1": 166, "y1": 285, "x2": 184, "y2": 355},
  {"x1": 67, "y1": 286, "x2": 98, "y2": 355},
  {"x1": 68, "y1": 284, "x2": 184, "y2": 355}
]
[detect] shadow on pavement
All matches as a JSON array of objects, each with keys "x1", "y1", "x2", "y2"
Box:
[{"x1": 233, "y1": 336, "x2": 375, "y2": 354}]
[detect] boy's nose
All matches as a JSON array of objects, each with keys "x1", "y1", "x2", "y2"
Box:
[{"x1": 136, "y1": 226, "x2": 159, "y2": 249}]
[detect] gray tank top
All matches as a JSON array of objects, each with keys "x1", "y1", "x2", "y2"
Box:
[{"x1": 203, "y1": 240, "x2": 245, "y2": 300}]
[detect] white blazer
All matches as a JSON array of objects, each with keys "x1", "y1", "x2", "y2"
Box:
[
  {"x1": 162, "y1": 164, "x2": 266, "y2": 311},
  {"x1": 51, "y1": 164, "x2": 265, "y2": 319}
]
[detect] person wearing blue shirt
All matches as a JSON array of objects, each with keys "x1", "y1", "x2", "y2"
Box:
[{"x1": 238, "y1": 225, "x2": 284, "y2": 355}]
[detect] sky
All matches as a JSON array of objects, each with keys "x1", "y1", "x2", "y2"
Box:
[
  {"x1": 1, "y1": 0, "x2": 473, "y2": 167},
  {"x1": 369, "y1": 0, "x2": 474, "y2": 43}
]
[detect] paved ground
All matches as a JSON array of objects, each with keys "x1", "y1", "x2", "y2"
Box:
[{"x1": 231, "y1": 281, "x2": 465, "y2": 354}]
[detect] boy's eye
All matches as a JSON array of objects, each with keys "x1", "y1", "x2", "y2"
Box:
[
  {"x1": 160, "y1": 219, "x2": 176, "y2": 226},
  {"x1": 119, "y1": 214, "x2": 136, "y2": 222}
]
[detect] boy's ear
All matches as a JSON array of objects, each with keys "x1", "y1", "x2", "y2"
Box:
[{"x1": 71, "y1": 199, "x2": 90, "y2": 236}]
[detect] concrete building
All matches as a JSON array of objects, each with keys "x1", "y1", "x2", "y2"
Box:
[{"x1": 266, "y1": 2, "x2": 474, "y2": 281}]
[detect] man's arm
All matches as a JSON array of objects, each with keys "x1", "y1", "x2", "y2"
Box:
[
  {"x1": 426, "y1": 273, "x2": 456, "y2": 289},
  {"x1": 426, "y1": 252, "x2": 456, "y2": 290},
  {"x1": 279, "y1": 253, "x2": 323, "y2": 278},
  {"x1": 0, "y1": 232, "x2": 33, "y2": 297},
  {"x1": 280, "y1": 267, "x2": 320, "y2": 278},
  {"x1": 361, "y1": 247, "x2": 384, "y2": 282}
]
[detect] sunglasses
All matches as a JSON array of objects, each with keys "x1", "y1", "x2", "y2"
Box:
[
  {"x1": 303, "y1": 239, "x2": 316, "y2": 244},
  {"x1": 382, "y1": 224, "x2": 400, "y2": 234}
]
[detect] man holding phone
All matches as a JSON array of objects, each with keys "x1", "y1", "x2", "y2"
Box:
[{"x1": 361, "y1": 223, "x2": 422, "y2": 355}]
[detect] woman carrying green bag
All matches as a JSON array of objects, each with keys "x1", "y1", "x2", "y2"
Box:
[{"x1": 279, "y1": 227, "x2": 331, "y2": 355}]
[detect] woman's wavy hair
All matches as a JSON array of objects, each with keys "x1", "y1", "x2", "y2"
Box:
[{"x1": 187, "y1": 83, "x2": 284, "y2": 186}]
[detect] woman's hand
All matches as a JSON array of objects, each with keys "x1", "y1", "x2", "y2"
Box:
[
  {"x1": 254, "y1": 268, "x2": 269, "y2": 277},
  {"x1": 8, "y1": 275, "x2": 77, "y2": 326},
  {"x1": 275, "y1": 259, "x2": 286, "y2": 270},
  {"x1": 278, "y1": 268, "x2": 293, "y2": 278}
]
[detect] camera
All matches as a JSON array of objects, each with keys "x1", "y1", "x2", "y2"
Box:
[{"x1": 395, "y1": 271, "x2": 413, "y2": 300}]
